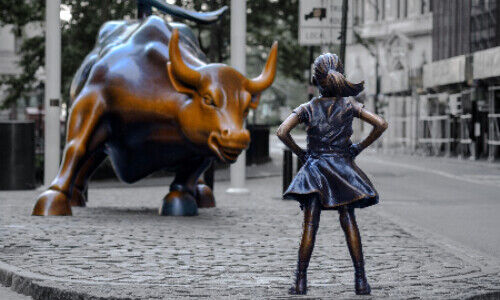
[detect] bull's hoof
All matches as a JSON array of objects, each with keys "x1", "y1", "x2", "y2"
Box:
[
  {"x1": 159, "y1": 190, "x2": 198, "y2": 216},
  {"x1": 70, "y1": 188, "x2": 86, "y2": 207},
  {"x1": 195, "y1": 183, "x2": 216, "y2": 208},
  {"x1": 32, "y1": 190, "x2": 72, "y2": 216}
]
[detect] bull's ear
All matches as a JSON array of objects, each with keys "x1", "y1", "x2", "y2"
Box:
[
  {"x1": 167, "y1": 63, "x2": 195, "y2": 95},
  {"x1": 249, "y1": 93, "x2": 261, "y2": 110}
]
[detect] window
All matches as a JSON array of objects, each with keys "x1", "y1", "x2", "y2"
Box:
[
  {"x1": 354, "y1": 0, "x2": 365, "y2": 25},
  {"x1": 381, "y1": 0, "x2": 386, "y2": 20},
  {"x1": 376, "y1": 0, "x2": 386, "y2": 20},
  {"x1": 360, "y1": 0, "x2": 365, "y2": 23},
  {"x1": 353, "y1": 0, "x2": 359, "y2": 25}
]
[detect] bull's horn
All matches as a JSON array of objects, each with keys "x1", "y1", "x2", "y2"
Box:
[
  {"x1": 246, "y1": 42, "x2": 278, "y2": 94},
  {"x1": 169, "y1": 29, "x2": 201, "y2": 87}
]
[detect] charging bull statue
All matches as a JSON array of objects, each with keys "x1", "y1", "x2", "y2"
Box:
[{"x1": 33, "y1": 14, "x2": 278, "y2": 216}]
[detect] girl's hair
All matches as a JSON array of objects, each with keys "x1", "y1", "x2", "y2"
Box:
[{"x1": 312, "y1": 53, "x2": 364, "y2": 98}]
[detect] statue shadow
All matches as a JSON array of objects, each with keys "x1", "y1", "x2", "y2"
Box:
[
  {"x1": 74, "y1": 206, "x2": 230, "y2": 221},
  {"x1": 75, "y1": 206, "x2": 159, "y2": 216}
]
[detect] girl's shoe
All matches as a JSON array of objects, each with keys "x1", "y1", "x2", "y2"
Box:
[
  {"x1": 354, "y1": 272, "x2": 371, "y2": 295},
  {"x1": 289, "y1": 271, "x2": 307, "y2": 295}
]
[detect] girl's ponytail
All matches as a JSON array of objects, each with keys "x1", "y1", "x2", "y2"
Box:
[{"x1": 312, "y1": 53, "x2": 364, "y2": 98}]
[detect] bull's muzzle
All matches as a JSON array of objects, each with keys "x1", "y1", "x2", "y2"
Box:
[{"x1": 208, "y1": 130, "x2": 250, "y2": 163}]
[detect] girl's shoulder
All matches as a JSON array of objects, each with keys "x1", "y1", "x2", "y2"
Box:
[
  {"x1": 293, "y1": 98, "x2": 316, "y2": 124},
  {"x1": 347, "y1": 97, "x2": 365, "y2": 118}
]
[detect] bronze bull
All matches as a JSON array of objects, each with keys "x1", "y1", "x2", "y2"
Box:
[{"x1": 33, "y1": 16, "x2": 277, "y2": 216}]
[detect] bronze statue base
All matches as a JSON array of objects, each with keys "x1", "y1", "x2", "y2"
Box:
[
  {"x1": 70, "y1": 188, "x2": 87, "y2": 207},
  {"x1": 195, "y1": 183, "x2": 216, "y2": 208},
  {"x1": 159, "y1": 190, "x2": 198, "y2": 216},
  {"x1": 32, "y1": 190, "x2": 72, "y2": 216}
]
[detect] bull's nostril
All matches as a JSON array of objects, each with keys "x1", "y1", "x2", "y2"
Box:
[{"x1": 222, "y1": 129, "x2": 230, "y2": 137}]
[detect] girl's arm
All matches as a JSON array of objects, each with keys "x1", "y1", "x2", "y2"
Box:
[
  {"x1": 276, "y1": 113, "x2": 307, "y2": 161},
  {"x1": 356, "y1": 108, "x2": 388, "y2": 151}
]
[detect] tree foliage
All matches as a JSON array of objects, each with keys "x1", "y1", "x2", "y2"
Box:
[
  {"x1": 0, "y1": 0, "x2": 44, "y2": 109},
  {"x1": 0, "y1": 0, "x2": 135, "y2": 109}
]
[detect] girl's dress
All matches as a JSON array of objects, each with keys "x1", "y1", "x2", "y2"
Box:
[{"x1": 283, "y1": 97, "x2": 379, "y2": 210}]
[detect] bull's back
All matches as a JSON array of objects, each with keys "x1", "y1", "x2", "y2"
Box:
[
  {"x1": 70, "y1": 16, "x2": 206, "y2": 101},
  {"x1": 70, "y1": 20, "x2": 140, "y2": 100}
]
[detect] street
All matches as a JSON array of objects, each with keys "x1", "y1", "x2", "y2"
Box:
[{"x1": 360, "y1": 153, "x2": 500, "y2": 259}]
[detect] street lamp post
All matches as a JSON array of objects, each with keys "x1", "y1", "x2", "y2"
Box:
[
  {"x1": 44, "y1": 0, "x2": 61, "y2": 186},
  {"x1": 226, "y1": 0, "x2": 249, "y2": 194}
]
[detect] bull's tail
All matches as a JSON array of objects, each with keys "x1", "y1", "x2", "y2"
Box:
[{"x1": 138, "y1": 0, "x2": 227, "y2": 24}]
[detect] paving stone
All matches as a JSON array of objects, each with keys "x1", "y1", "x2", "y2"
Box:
[{"x1": 0, "y1": 176, "x2": 499, "y2": 299}]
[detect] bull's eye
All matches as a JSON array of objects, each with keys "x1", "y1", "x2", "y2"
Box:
[{"x1": 203, "y1": 95, "x2": 216, "y2": 107}]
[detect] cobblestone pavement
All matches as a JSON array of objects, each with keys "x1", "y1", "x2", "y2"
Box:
[{"x1": 1, "y1": 176, "x2": 500, "y2": 299}]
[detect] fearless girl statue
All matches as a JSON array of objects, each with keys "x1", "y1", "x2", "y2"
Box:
[{"x1": 277, "y1": 53, "x2": 388, "y2": 295}]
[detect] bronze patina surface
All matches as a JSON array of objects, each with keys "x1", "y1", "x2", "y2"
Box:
[{"x1": 33, "y1": 16, "x2": 277, "y2": 216}]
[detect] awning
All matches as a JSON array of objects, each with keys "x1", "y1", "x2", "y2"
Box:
[
  {"x1": 473, "y1": 46, "x2": 500, "y2": 80},
  {"x1": 423, "y1": 55, "x2": 467, "y2": 89}
]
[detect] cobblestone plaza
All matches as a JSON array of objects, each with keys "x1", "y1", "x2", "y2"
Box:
[{"x1": 1, "y1": 155, "x2": 500, "y2": 299}]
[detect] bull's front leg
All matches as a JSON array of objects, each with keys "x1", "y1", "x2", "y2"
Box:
[
  {"x1": 69, "y1": 151, "x2": 106, "y2": 207},
  {"x1": 159, "y1": 158, "x2": 214, "y2": 216},
  {"x1": 32, "y1": 92, "x2": 107, "y2": 216}
]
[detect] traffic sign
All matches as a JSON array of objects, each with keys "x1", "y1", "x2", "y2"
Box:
[{"x1": 299, "y1": 0, "x2": 343, "y2": 46}]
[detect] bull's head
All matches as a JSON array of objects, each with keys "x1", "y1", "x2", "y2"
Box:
[{"x1": 167, "y1": 29, "x2": 277, "y2": 163}]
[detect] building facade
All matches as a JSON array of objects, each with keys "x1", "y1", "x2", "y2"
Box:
[
  {"x1": 0, "y1": 22, "x2": 44, "y2": 121},
  {"x1": 347, "y1": 0, "x2": 500, "y2": 161},
  {"x1": 423, "y1": 0, "x2": 500, "y2": 160},
  {"x1": 345, "y1": 0, "x2": 433, "y2": 152},
  {"x1": 0, "y1": 25, "x2": 22, "y2": 119}
]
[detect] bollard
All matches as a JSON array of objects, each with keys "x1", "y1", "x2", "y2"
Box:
[{"x1": 283, "y1": 149, "x2": 293, "y2": 194}]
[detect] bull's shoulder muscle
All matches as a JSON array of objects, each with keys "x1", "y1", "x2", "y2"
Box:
[{"x1": 70, "y1": 20, "x2": 141, "y2": 100}]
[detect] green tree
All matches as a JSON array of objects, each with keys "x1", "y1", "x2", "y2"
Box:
[
  {"x1": 177, "y1": 0, "x2": 312, "y2": 81},
  {"x1": 0, "y1": 0, "x2": 44, "y2": 115},
  {"x1": 247, "y1": 0, "x2": 311, "y2": 82},
  {"x1": 0, "y1": 0, "x2": 135, "y2": 112}
]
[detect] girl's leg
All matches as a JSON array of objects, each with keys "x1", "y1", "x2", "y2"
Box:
[
  {"x1": 338, "y1": 206, "x2": 371, "y2": 295},
  {"x1": 291, "y1": 196, "x2": 321, "y2": 295}
]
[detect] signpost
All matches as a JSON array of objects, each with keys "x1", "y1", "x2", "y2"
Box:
[
  {"x1": 299, "y1": 0, "x2": 348, "y2": 92},
  {"x1": 226, "y1": 0, "x2": 249, "y2": 195},
  {"x1": 44, "y1": 0, "x2": 61, "y2": 186},
  {"x1": 298, "y1": 0, "x2": 343, "y2": 46}
]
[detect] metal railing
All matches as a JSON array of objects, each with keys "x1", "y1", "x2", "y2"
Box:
[
  {"x1": 418, "y1": 115, "x2": 453, "y2": 156},
  {"x1": 488, "y1": 113, "x2": 500, "y2": 160},
  {"x1": 390, "y1": 116, "x2": 410, "y2": 145},
  {"x1": 459, "y1": 114, "x2": 473, "y2": 158}
]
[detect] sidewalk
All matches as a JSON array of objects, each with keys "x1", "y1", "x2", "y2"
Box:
[{"x1": 1, "y1": 175, "x2": 499, "y2": 299}]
